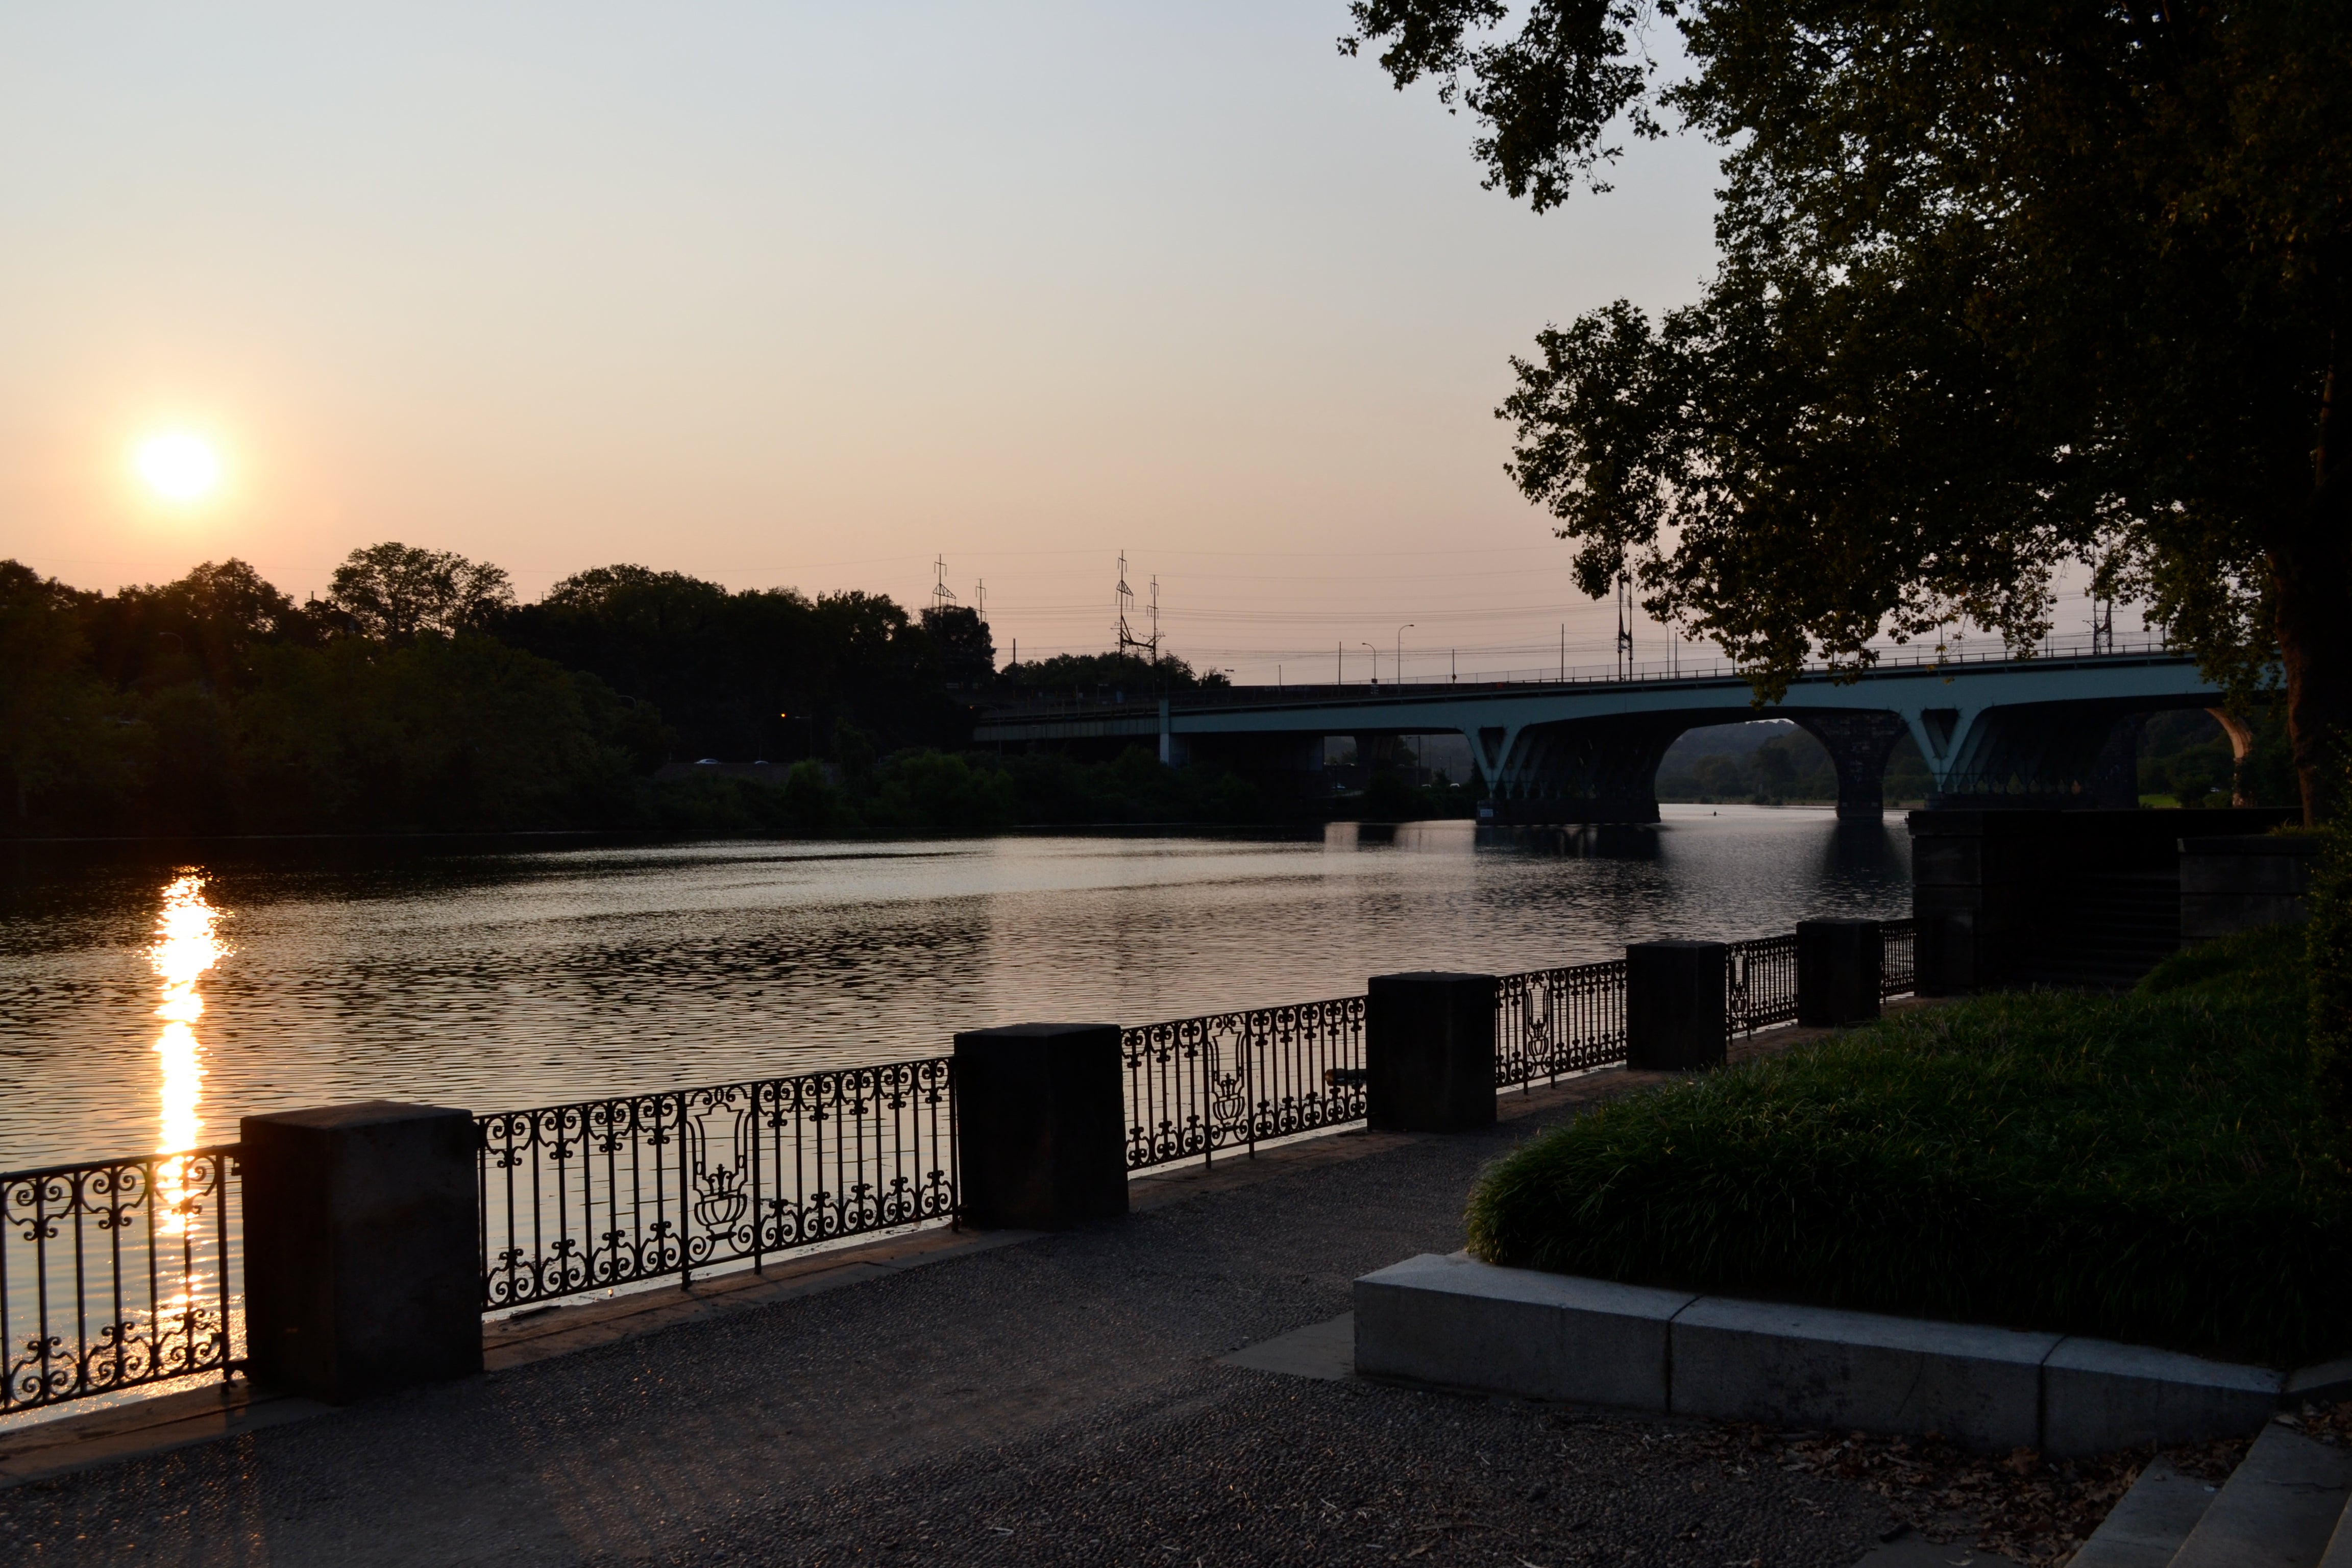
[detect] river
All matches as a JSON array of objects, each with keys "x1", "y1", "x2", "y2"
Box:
[{"x1": 0, "y1": 806, "x2": 1912, "y2": 1171}]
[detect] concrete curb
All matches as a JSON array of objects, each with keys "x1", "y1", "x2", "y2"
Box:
[{"x1": 1353, "y1": 1253, "x2": 2308, "y2": 1456}]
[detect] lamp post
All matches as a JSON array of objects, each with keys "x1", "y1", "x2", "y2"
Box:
[
  {"x1": 1395, "y1": 624, "x2": 1413, "y2": 687},
  {"x1": 1360, "y1": 641, "x2": 1378, "y2": 687}
]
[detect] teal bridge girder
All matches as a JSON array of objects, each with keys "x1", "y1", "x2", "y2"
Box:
[{"x1": 969, "y1": 649, "x2": 2228, "y2": 821}]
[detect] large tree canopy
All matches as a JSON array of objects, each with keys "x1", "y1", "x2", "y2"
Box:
[{"x1": 1345, "y1": 0, "x2": 2350, "y2": 817}]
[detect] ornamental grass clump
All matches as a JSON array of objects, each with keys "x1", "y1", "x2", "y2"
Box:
[{"x1": 1464, "y1": 924, "x2": 2350, "y2": 1366}]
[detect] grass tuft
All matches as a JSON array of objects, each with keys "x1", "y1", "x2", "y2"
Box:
[{"x1": 1464, "y1": 923, "x2": 2348, "y2": 1365}]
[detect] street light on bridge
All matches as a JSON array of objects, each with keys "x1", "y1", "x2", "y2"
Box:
[
  {"x1": 1360, "y1": 642, "x2": 1378, "y2": 687},
  {"x1": 1396, "y1": 624, "x2": 1414, "y2": 688}
]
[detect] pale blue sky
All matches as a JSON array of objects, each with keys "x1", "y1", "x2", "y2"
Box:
[{"x1": 0, "y1": 2, "x2": 1741, "y2": 676}]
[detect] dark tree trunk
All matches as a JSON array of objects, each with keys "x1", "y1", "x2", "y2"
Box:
[{"x1": 2276, "y1": 345, "x2": 2352, "y2": 824}]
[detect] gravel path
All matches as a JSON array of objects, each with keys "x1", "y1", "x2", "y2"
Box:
[{"x1": 0, "y1": 1104, "x2": 1897, "y2": 1566}]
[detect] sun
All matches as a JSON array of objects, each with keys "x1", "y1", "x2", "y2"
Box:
[{"x1": 134, "y1": 432, "x2": 224, "y2": 504}]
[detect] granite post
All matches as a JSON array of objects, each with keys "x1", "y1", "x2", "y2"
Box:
[
  {"x1": 1796, "y1": 919, "x2": 1883, "y2": 1027},
  {"x1": 1625, "y1": 941, "x2": 1728, "y2": 1070},
  {"x1": 951, "y1": 1022, "x2": 1129, "y2": 1230},
  {"x1": 239, "y1": 1100, "x2": 482, "y2": 1405},
  {"x1": 1366, "y1": 972, "x2": 1496, "y2": 1133}
]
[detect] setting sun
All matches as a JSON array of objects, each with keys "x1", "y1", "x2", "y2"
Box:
[{"x1": 134, "y1": 431, "x2": 223, "y2": 503}]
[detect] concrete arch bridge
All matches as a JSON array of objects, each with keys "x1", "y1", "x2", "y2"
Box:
[{"x1": 971, "y1": 648, "x2": 2235, "y2": 822}]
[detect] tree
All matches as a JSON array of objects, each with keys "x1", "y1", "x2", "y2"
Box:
[
  {"x1": 1344, "y1": 0, "x2": 2352, "y2": 819},
  {"x1": 0, "y1": 562, "x2": 109, "y2": 825},
  {"x1": 329, "y1": 542, "x2": 513, "y2": 640},
  {"x1": 920, "y1": 604, "x2": 997, "y2": 688},
  {"x1": 83, "y1": 559, "x2": 316, "y2": 691}
]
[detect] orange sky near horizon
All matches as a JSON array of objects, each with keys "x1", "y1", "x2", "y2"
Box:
[{"x1": 0, "y1": 3, "x2": 2140, "y2": 679}]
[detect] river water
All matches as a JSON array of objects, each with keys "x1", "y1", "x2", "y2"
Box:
[{"x1": 0, "y1": 807, "x2": 1911, "y2": 1171}]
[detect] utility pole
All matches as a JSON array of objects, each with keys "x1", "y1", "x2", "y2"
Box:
[{"x1": 1616, "y1": 576, "x2": 1634, "y2": 679}]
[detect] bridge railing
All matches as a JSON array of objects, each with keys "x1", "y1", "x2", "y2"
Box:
[{"x1": 978, "y1": 631, "x2": 2180, "y2": 719}]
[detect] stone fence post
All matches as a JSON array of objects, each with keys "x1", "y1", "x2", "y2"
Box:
[
  {"x1": 1625, "y1": 941, "x2": 1727, "y2": 1070},
  {"x1": 1366, "y1": 972, "x2": 1497, "y2": 1133},
  {"x1": 239, "y1": 1100, "x2": 482, "y2": 1405},
  {"x1": 1796, "y1": 919, "x2": 1883, "y2": 1027},
  {"x1": 952, "y1": 1023, "x2": 1130, "y2": 1230}
]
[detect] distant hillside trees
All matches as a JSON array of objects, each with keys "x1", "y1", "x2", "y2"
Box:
[
  {"x1": 0, "y1": 547, "x2": 1266, "y2": 838},
  {"x1": 1002, "y1": 650, "x2": 1230, "y2": 698},
  {"x1": 0, "y1": 547, "x2": 980, "y2": 836},
  {"x1": 498, "y1": 564, "x2": 968, "y2": 764},
  {"x1": 0, "y1": 550, "x2": 657, "y2": 836}
]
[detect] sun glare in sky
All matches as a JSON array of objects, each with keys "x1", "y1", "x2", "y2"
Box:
[{"x1": 134, "y1": 431, "x2": 224, "y2": 504}]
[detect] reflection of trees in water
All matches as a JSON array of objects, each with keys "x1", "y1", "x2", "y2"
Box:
[
  {"x1": 1824, "y1": 819, "x2": 1901, "y2": 878},
  {"x1": 1478, "y1": 823, "x2": 1662, "y2": 861}
]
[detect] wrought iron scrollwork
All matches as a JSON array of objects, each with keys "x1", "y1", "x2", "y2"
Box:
[
  {"x1": 1494, "y1": 959, "x2": 1628, "y2": 1088},
  {"x1": 1880, "y1": 918, "x2": 1918, "y2": 999},
  {"x1": 479, "y1": 1058, "x2": 956, "y2": 1311},
  {"x1": 1120, "y1": 996, "x2": 1366, "y2": 1171},
  {"x1": 2, "y1": 1147, "x2": 240, "y2": 1415},
  {"x1": 1726, "y1": 934, "x2": 1800, "y2": 1037}
]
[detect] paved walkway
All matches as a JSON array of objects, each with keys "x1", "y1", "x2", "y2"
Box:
[{"x1": 0, "y1": 1063, "x2": 1906, "y2": 1567}]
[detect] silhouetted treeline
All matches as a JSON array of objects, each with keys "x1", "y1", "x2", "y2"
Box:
[
  {"x1": 0, "y1": 547, "x2": 1290, "y2": 838},
  {"x1": 1001, "y1": 650, "x2": 1231, "y2": 697}
]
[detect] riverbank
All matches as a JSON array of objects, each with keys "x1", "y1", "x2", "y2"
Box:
[{"x1": 0, "y1": 1060, "x2": 1927, "y2": 1567}]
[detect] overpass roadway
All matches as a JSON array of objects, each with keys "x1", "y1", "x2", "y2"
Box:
[{"x1": 970, "y1": 647, "x2": 2226, "y2": 821}]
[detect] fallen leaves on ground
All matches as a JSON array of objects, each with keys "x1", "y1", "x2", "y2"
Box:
[{"x1": 1641, "y1": 1417, "x2": 2265, "y2": 1566}]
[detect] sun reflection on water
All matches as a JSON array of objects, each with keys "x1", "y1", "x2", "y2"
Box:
[{"x1": 149, "y1": 873, "x2": 225, "y2": 1229}]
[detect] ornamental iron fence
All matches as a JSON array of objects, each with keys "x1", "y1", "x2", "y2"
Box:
[
  {"x1": 1726, "y1": 934, "x2": 1800, "y2": 1038},
  {"x1": 1121, "y1": 997, "x2": 1366, "y2": 1171},
  {"x1": 1881, "y1": 918, "x2": 1918, "y2": 999},
  {"x1": 1496, "y1": 960, "x2": 1627, "y2": 1089},
  {"x1": 477, "y1": 1058, "x2": 955, "y2": 1312},
  {"x1": 17, "y1": 913, "x2": 1924, "y2": 1409},
  {"x1": 2, "y1": 1146, "x2": 241, "y2": 1416}
]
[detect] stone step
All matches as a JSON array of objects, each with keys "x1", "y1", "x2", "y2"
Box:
[
  {"x1": 2324, "y1": 1506, "x2": 2352, "y2": 1568},
  {"x1": 2069, "y1": 1458, "x2": 2217, "y2": 1568},
  {"x1": 2169, "y1": 1423, "x2": 2352, "y2": 1568}
]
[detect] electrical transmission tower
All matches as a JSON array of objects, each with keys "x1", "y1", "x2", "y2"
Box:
[
  {"x1": 932, "y1": 556, "x2": 958, "y2": 618},
  {"x1": 1114, "y1": 552, "x2": 1159, "y2": 663}
]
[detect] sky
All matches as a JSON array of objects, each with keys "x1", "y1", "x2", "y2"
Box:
[{"x1": 0, "y1": 3, "x2": 2114, "y2": 680}]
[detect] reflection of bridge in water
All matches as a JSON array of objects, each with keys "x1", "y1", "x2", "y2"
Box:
[{"x1": 974, "y1": 642, "x2": 2228, "y2": 822}]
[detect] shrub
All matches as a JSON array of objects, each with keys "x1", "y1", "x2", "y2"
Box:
[{"x1": 1464, "y1": 925, "x2": 2348, "y2": 1364}]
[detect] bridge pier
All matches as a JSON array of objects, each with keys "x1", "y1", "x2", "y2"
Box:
[
  {"x1": 1488, "y1": 716, "x2": 1688, "y2": 824},
  {"x1": 1924, "y1": 703, "x2": 2151, "y2": 809},
  {"x1": 1793, "y1": 712, "x2": 1909, "y2": 820}
]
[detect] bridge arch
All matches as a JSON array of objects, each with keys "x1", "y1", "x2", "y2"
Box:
[{"x1": 970, "y1": 648, "x2": 2233, "y2": 821}]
